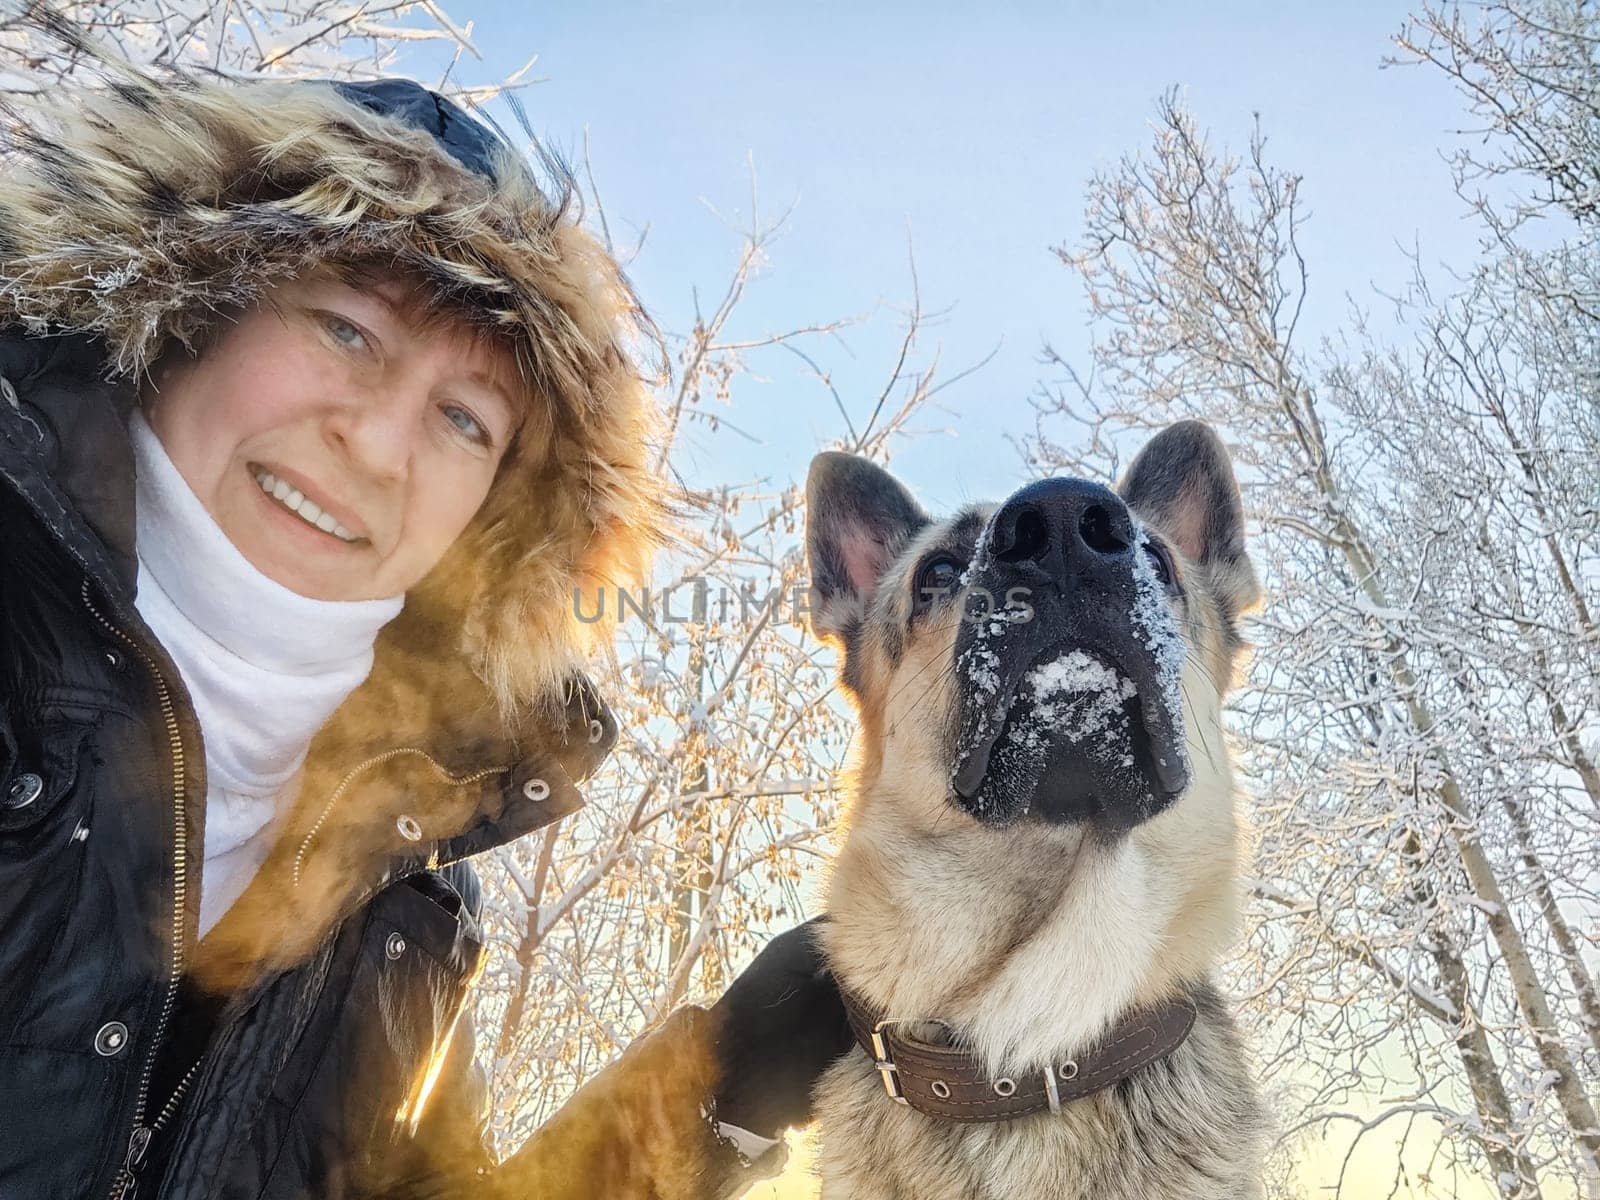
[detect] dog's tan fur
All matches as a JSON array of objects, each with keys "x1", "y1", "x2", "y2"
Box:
[{"x1": 808, "y1": 437, "x2": 1270, "y2": 1198}]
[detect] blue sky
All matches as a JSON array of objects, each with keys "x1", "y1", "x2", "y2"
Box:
[{"x1": 429, "y1": 1, "x2": 1485, "y2": 517}]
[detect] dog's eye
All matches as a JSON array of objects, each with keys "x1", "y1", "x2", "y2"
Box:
[
  {"x1": 913, "y1": 554, "x2": 965, "y2": 611},
  {"x1": 1143, "y1": 541, "x2": 1178, "y2": 592}
]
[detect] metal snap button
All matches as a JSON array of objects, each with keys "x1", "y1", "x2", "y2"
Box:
[
  {"x1": 385, "y1": 932, "x2": 406, "y2": 960},
  {"x1": 5, "y1": 773, "x2": 43, "y2": 810},
  {"x1": 104, "y1": 648, "x2": 124, "y2": 671},
  {"x1": 94, "y1": 1021, "x2": 129, "y2": 1056},
  {"x1": 992, "y1": 1077, "x2": 1017, "y2": 1097},
  {"x1": 522, "y1": 777, "x2": 549, "y2": 802},
  {"x1": 395, "y1": 815, "x2": 422, "y2": 842}
]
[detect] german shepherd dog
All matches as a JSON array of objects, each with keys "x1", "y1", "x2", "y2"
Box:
[{"x1": 802, "y1": 422, "x2": 1269, "y2": 1198}]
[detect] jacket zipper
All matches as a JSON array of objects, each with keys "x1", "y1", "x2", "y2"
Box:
[
  {"x1": 144, "y1": 1056, "x2": 206, "y2": 1143},
  {"x1": 82, "y1": 580, "x2": 191, "y2": 1200},
  {"x1": 79, "y1": 589, "x2": 496, "y2": 1192},
  {"x1": 291, "y1": 748, "x2": 502, "y2": 889}
]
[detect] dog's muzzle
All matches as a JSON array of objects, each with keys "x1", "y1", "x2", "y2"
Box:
[{"x1": 949, "y1": 477, "x2": 1189, "y2": 828}]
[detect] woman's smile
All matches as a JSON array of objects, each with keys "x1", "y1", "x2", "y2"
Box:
[
  {"x1": 245, "y1": 470, "x2": 371, "y2": 563},
  {"x1": 248, "y1": 462, "x2": 367, "y2": 545}
]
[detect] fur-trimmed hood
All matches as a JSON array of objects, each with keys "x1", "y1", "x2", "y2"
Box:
[
  {"x1": 0, "y1": 12, "x2": 668, "y2": 985},
  {"x1": 0, "y1": 8, "x2": 664, "y2": 723}
]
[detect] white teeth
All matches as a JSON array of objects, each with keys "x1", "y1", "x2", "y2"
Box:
[{"x1": 251, "y1": 468, "x2": 362, "y2": 543}]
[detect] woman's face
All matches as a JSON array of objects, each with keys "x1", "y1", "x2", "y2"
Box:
[{"x1": 146, "y1": 273, "x2": 519, "y2": 601}]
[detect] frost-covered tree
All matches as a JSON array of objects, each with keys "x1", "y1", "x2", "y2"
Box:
[
  {"x1": 0, "y1": 0, "x2": 520, "y2": 92},
  {"x1": 1024, "y1": 5, "x2": 1600, "y2": 1192}
]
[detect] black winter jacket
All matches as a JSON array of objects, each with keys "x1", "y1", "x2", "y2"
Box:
[{"x1": 0, "y1": 328, "x2": 609, "y2": 1198}]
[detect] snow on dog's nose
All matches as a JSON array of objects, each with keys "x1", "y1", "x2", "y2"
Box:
[{"x1": 950, "y1": 478, "x2": 1190, "y2": 830}]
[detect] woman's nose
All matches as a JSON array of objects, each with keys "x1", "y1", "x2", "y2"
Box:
[{"x1": 325, "y1": 394, "x2": 414, "y2": 484}]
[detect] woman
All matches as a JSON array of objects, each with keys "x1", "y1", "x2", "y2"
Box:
[{"x1": 0, "y1": 18, "x2": 848, "y2": 1200}]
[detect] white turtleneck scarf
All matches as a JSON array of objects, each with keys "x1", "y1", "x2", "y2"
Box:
[{"x1": 129, "y1": 412, "x2": 404, "y2": 938}]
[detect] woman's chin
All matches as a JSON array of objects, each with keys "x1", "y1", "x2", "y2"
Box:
[
  {"x1": 228, "y1": 525, "x2": 375, "y2": 601},
  {"x1": 245, "y1": 550, "x2": 360, "y2": 601}
]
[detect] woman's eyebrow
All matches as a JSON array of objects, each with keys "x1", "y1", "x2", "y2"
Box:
[
  {"x1": 364, "y1": 285, "x2": 412, "y2": 328},
  {"x1": 464, "y1": 369, "x2": 515, "y2": 412}
]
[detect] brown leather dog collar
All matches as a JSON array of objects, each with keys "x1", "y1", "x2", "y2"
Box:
[{"x1": 841, "y1": 990, "x2": 1198, "y2": 1123}]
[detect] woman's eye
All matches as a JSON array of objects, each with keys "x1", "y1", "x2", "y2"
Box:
[
  {"x1": 442, "y1": 404, "x2": 490, "y2": 446},
  {"x1": 320, "y1": 314, "x2": 371, "y2": 354},
  {"x1": 914, "y1": 554, "x2": 965, "y2": 609}
]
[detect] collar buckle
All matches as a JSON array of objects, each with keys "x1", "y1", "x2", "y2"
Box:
[{"x1": 869, "y1": 1020, "x2": 910, "y2": 1105}]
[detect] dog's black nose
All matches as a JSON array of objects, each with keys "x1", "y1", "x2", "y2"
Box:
[{"x1": 987, "y1": 478, "x2": 1134, "y2": 584}]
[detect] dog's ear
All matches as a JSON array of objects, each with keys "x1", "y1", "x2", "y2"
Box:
[
  {"x1": 1117, "y1": 421, "x2": 1260, "y2": 619},
  {"x1": 804, "y1": 452, "x2": 929, "y2": 644}
]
